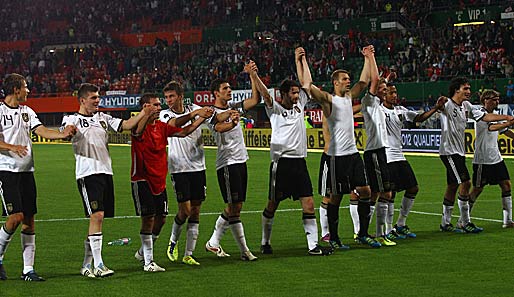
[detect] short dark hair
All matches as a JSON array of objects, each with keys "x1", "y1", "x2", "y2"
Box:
[
  {"x1": 279, "y1": 79, "x2": 301, "y2": 95},
  {"x1": 3, "y1": 73, "x2": 26, "y2": 96},
  {"x1": 331, "y1": 69, "x2": 350, "y2": 85},
  {"x1": 448, "y1": 77, "x2": 470, "y2": 98},
  {"x1": 139, "y1": 93, "x2": 158, "y2": 107},
  {"x1": 78, "y1": 83, "x2": 99, "y2": 100},
  {"x1": 163, "y1": 80, "x2": 184, "y2": 96},
  {"x1": 210, "y1": 78, "x2": 229, "y2": 98}
]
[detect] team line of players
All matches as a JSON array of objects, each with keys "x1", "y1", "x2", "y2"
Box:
[{"x1": 0, "y1": 44, "x2": 512, "y2": 281}]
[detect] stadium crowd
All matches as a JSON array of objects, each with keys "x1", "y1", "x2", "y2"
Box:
[{"x1": 0, "y1": 0, "x2": 511, "y2": 98}]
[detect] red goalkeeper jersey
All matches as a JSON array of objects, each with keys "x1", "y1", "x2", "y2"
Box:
[{"x1": 131, "y1": 121, "x2": 182, "y2": 195}]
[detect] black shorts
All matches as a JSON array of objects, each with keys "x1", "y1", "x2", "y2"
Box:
[
  {"x1": 269, "y1": 158, "x2": 313, "y2": 201},
  {"x1": 131, "y1": 180, "x2": 168, "y2": 217},
  {"x1": 363, "y1": 148, "x2": 392, "y2": 193},
  {"x1": 171, "y1": 170, "x2": 206, "y2": 203},
  {"x1": 216, "y1": 162, "x2": 247, "y2": 204},
  {"x1": 440, "y1": 154, "x2": 470, "y2": 185},
  {"x1": 388, "y1": 160, "x2": 418, "y2": 192},
  {"x1": 472, "y1": 161, "x2": 510, "y2": 188},
  {"x1": 318, "y1": 152, "x2": 368, "y2": 196},
  {"x1": 0, "y1": 172, "x2": 37, "y2": 217},
  {"x1": 77, "y1": 174, "x2": 115, "y2": 218}
]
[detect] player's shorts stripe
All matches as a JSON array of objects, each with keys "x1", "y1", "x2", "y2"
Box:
[
  {"x1": 0, "y1": 181, "x2": 7, "y2": 215},
  {"x1": 372, "y1": 152, "x2": 384, "y2": 193},
  {"x1": 329, "y1": 156, "x2": 337, "y2": 196},
  {"x1": 475, "y1": 164, "x2": 483, "y2": 188},
  {"x1": 270, "y1": 161, "x2": 278, "y2": 201},
  {"x1": 321, "y1": 160, "x2": 328, "y2": 197},
  {"x1": 223, "y1": 167, "x2": 232, "y2": 204},
  {"x1": 131, "y1": 181, "x2": 142, "y2": 215},
  {"x1": 447, "y1": 155, "x2": 461, "y2": 184},
  {"x1": 79, "y1": 178, "x2": 92, "y2": 216}
]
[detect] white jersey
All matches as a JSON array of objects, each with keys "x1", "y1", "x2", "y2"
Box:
[
  {"x1": 382, "y1": 104, "x2": 419, "y2": 163},
  {"x1": 61, "y1": 112, "x2": 123, "y2": 179},
  {"x1": 266, "y1": 89, "x2": 308, "y2": 160},
  {"x1": 208, "y1": 101, "x2": 248, "y2": 170},
  {"x1": 439, "y1": 100, "x2": 484, "y2": 156},
  {"x1": 473, "y1": 108, "x2": 504, "y2": 164},
  {"x1": 326, "y1": 94, "x2": 358, "y2": 156},
  {"x1": 159, "y1": 104, "x2": 205, "y2": 173},
  {"x1": 362, "y1": 92, "x2": 389, "y2": 151},
  {"x1": 0, "y1": 103, "x2": 42, "y2": 172}
]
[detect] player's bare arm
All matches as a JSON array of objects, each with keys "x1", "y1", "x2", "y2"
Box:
[
  {"x1": 415, "y1": 96, "x2": 447, "y2": 122},
  {"x1": 247, "y1": 61, "x2": 272, "y2": 108},
  {"x1": 121, "y1": 107, "x2": 147, "y2": 130},
  {"x1": 0, "y1": 141, "x2": 28, "y2": 157},
  {"x1": 241, "y1": 62, "x2": 261, "y2": 111},
  {"x1": 34, "y1": 125, "x2": 77, "y2": 140},
  {"x1": 214, "y1": 110, "x2": 240, "y2": 132}
]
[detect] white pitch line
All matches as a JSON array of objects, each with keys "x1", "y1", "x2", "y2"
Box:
[{"x1": 0, "y1": 206, "x2": 503, "y2": 224}]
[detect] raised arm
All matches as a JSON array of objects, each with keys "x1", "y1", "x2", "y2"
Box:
[
  {"x1": 246, "y1": 61, "x2": 273, "y2": 108},
  {"x1": 295, "y1": 47, "x2": 312, "y2": 90},
  {"x1": 121, "y1": 108, "x2": 147, "y2": 130},
  {"x1": 349, "y1": 46, "x2": 372, "y2": 99},
  {"x1": 242, "y1": 63, "x2": 261, "y2": 111},
  {"x1": 414, "y1": 96, "x2": 447, "y2": 122},
  {"x1": 367, "y1": 46, "x2": 380, "y2": 96}
]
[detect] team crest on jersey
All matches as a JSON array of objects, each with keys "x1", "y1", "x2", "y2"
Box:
[
  {"x1": 6, "y1": 203, "x2": 13, "y2": 213},
  {"x1": 99, "y1": 121, "x2": 107, "y2": 129},
  {"x1": 91, "y1": 201, "x2": 98, "y2": 210},
  {"x1": 22, "y1": 113, "x2": 29, "y2": 122},
  {"x1": 294, "y1": 106, "x2": 301, "y2": 113}
]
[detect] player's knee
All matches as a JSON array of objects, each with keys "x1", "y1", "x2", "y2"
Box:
[
  {"x1": 406, "y1": 186, "x2": 419, "y2": 196},
  {"x1": 357, "y1": 187, "x2": 371, "y2": 199},
  {"x1": 461, "y1": 180, "x2": 471, "y2": 192},
  {"x1": 90, "y1": 211, "x2": 104, "y2": 223},
  {"x1": 8, "y1": 212, "x2": 24, "y2": 226},
  {"x1": 501, "y1": 180, "x2": 512, "y2": 192},
  {"x1": 300, "y1": 197, "x2": 315, "y2": 212}
]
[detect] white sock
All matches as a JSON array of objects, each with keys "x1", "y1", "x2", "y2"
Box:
[
  {"x1": 185, "y1": 222, "x2": 199, "y2": 257},
  {"x1": 83, "y1": 239, "x2": 93, "y2": 268},
  {"x1": 140, "y1": 233, "x2": 153, "y2": 265},
  {"x1": 319, "y1": 202, "x2": 329, "y2": 236},
  {"x1": 88, "y1": 233, "x2": 104, "y2": 268},
  {"x1": 442, "y1": 204, "x2": 454, "y2": 226},
  {"x1": 208, "y1": 214, "x2": 229, "y2": 247},
  {"x1": 139, "y1": 233, "x2": 159, "y2": 256},
  {"x1": 386, "y1": 201, "x2": 395, "y2": 234},
  {"x1": 376, "y1": 202, "x2": 388, "y2": 237},
  {"x1": 21, "y1": 233, "x2": 35, "y2": 274},
  {"x1": 170, "y1": 217, "x2": 185, "y2": 244},
  {"x1": 458, "y1": 196, "x2": 470, "y2": 224},
  {"x1": 230, "y1": 221, "x2": 249, "y2": 253},
  {"x1": 502, "y1": 194, "x2": 512, "y2": 224},
  {"x1": 369, "y1": 204, "x2": 376, "y2": 225},
  {"x1": 0, "y1": 226, "x2": 13, "y2": 262},
  {"x1": 397, "y1": 196, "x2": 415, "y2": 226},
  {"x1": 261, "y1": 212, "x2": 274, "y2": 245},
  {"x1": 349, "y1": 201, "x2": 360, "y2": 234},
  {"x1": 302, "y1": 214, "x2": 318, "y2": 250}
]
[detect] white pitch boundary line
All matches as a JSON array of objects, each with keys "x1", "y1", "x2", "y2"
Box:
[{"x1": 0, "y1": 206, "x2": 502, "y2": 224}]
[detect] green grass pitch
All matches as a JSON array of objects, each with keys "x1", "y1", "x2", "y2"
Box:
[{"x1": 1, "y1": 144, "x2": 513, "y2": 296}]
